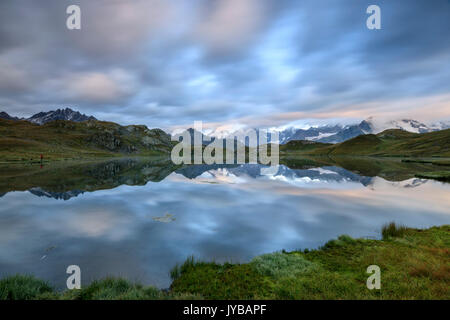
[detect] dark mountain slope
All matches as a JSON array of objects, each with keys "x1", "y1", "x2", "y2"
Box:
[{"x1": 0, "y1": 111, "x2": 19, "y2": 121}]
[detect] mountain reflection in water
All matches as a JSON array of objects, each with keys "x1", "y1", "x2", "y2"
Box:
[{"x1": 0, "y1": 157, "x2": 449, "y2": 289}]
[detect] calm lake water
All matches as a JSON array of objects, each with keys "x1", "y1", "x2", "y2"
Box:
[{"x1": 0, "y1": 159, "x2": 449, "y2": 289}]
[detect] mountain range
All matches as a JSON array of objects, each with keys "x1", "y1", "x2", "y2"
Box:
[
  {"x1": 0, "y1": 108, "x2": 96, "y2": 125},
  {"x1": 280, "y1": 128, "x2": 450, "y2": 157},
  {"x1": 273, "y1": 118, "x2": 450, "y2": 144},
  {"x1": 2, "y1": 107, "x2": 449, "y2": 145},
  {"x1": 175, "y1": 117, "x2": 450, "y2": 145}
]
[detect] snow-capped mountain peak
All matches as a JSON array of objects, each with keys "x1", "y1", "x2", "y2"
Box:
[
  {"x1": 365, "y1": 117, "x2": 431, "y2": 134},
  {"x1": 429, "y1": 121, "x2": 450, "y2": 131},
  {"x1": 271, "y1": 116, "x2": 449, "y2": 145}
]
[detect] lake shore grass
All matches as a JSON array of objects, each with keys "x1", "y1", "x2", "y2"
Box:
[
  {"x1": 169, "y1": 224, "x2": 449, "y2": 299},
  {"x1": 1, "y1": 224, "x2": 449, "y2": 300},
  {"x1": 0, "y1": 151, "x2": 166, "y2": 164}
]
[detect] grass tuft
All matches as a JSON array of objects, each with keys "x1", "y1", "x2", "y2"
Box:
[
  {"x1": 251, "y1": 252, "x2": 316, "y2": 279},
  {"x1": 62, "y1": 277, "x2": 163, "y2": 300},
  {"x1": 0, "y1": 275, "x2": 202, "y2": 300},
  {"x1": 322, "y1": 234, "x2": 357, "y2": 249},
  {"x1": 170, "y1": 256, "x2": 207, "y2": 281},
  {"x1": 169, "y1": 257, "x2": 271, "y2": 299},
  {"x1": 382, "y1": 222, "x2": 409, "y2": 239},
  {"x1": 0, "y1": 275, "x2": 53, "y2": 300}
]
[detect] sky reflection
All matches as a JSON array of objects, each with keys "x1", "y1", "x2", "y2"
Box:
[{"x1": 0, "y1": 165, "x2": 449, "y2": 289}]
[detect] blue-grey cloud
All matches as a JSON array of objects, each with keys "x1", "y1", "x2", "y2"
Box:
[{"x1": 0, "y1": 0, "x2": 449, "y2": 129}]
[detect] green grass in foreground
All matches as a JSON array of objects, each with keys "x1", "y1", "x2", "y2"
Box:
[
  {"x1": 169, "y1": 224, "x2": 450, "y2": 299},
  {"x1": 0, "y1": 275, "x2": 53, "y2": 300},
  {"x1": 1, "y1": 224, "x2": 449, "y2": 300},
  {"x1": 0, "y1": 276, "x2": 202, "y2": 300}
]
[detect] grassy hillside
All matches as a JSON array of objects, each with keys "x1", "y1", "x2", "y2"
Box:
[
  {"x1": 281, "y1": 129, "x2": 450, "y2": 157},
  {"x1": 328, "y1": 129, "x2": 450, "y2": 157},
  {"x1": 0, "y1": 119, "x2": 173, "y2": 162},
  {"x1": 280, "y1": 140, "x2": 332, "y2": 154},
  {"x1": 1, "y1": 224, "x2": 448, "y2": 300}
]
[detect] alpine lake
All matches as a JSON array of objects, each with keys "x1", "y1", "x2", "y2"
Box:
[{"x1": 0, "y1": 156, "x2": 449, "y2": 289}]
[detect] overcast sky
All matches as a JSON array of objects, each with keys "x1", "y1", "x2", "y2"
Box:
[{"x1": 0, "y1": 0, "x2": 449, "y2": 131}]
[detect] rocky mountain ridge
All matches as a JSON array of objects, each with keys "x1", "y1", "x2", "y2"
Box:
[{"x1": 0, "y1": 108, "x2": 96, "y2": 125}]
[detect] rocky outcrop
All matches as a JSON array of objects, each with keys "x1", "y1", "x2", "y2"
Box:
[
  {"x1": 41, "y1": 118, "x2": 172, "y2": 154},
  {"x1": 86, "y1": 131, "x2": 123, "y2": 151},
  {"x1": 82, "y1": 122, "x2": 172, "y2": 154}
]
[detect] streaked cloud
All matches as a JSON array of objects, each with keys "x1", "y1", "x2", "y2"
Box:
[{"x1": 0, "y1": 0, "x2": 449, "y2": 129}]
